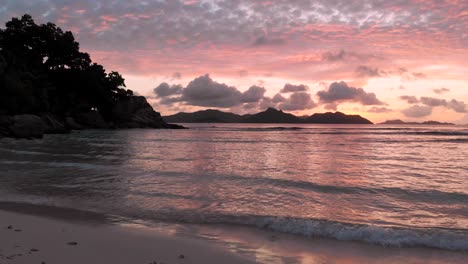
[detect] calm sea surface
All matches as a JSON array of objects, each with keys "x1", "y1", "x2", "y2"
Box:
[{"x1": 1, "y1": 124, "x2": 467, "y2": 251}]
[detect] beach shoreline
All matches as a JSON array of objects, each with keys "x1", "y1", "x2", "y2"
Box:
[
  {"x1": 0, "y1": 207, "x2": 254, "y2": 264},
  {"x1": 1, "y1": 202, "x2": 468, "y2": 264}
]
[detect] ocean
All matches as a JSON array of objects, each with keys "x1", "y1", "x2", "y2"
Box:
[{"x1": 1, "y1": 124, "x2": 467, "y2": 262}]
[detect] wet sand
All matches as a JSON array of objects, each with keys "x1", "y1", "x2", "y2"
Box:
[
  {"x1": 1, "y1": 203, "x2": 467, "y2": 264},
  {"x1": 0, "y1": 209, "x2": 254, "y2": 264}
]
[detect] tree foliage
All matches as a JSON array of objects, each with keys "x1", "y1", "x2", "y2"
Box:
[{"x1": 0, "y1": 14, "x2": 134, "y2": 117}]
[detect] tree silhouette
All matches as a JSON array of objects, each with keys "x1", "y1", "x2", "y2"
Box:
[{"x1": 0, "y1": 14, "x2": 133, "y2": 118}]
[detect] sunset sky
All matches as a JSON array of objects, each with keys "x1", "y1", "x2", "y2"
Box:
[{"x1": 2, "y1": 0, "x2": 467, "y2": 123}]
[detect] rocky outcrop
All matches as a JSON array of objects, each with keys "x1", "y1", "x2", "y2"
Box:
[
  {"x1": 0, "y1": 96, "x2": 184, "y2": 139},
  {"x1": 41, "y1": 114, "x2": 69, "y2": 134},
  {"x1": 65, "y1": 117, "x2": 83, "y2": 130},
  {"x1": 112, "y1": 96, "x2": 168, "y2": 128}
]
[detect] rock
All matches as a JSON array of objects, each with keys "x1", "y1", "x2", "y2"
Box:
[
  {"x1": 9, "y1": 115, "x2": 45, "y2": 138},
  {"x1": 41, "y1": 114, "x2": 69, "y2": 134},
  {"x1": 163, "y1": 123, "x2": 186, "y2": 129},
  {"x1": 75, "y1": 111, "x2": 109, "y2": 128},
  {"x1": 112, "y1": 96, "x2": 168, "y2": 128},
  {"x1": 65, "y1": 117, "x2": 84, "y2": 130},
  {"x1": 0, "y1": 116, "x2": 12, "y2": 137}
]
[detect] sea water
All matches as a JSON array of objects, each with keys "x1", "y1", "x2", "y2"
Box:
[{"x1": 1, "y1": 124, "x2": 467, "y2": 262}]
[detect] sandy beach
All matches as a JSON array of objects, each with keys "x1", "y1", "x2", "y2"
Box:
[
  {"x1": 0, "y1": 208, "x2": 254, "y2": 264},
  {"x1": 1, "y1": 202, "x2": 468, "y2": 264}
]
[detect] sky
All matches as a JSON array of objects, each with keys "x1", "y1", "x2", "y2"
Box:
[{"x1": 1, "y1": 0, "x2": 467, "y2": 123}]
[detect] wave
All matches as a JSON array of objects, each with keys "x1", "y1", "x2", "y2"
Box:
[
  {"x1": 354, "y1": 138, "x2": 468, "y2": 143},
  {"x1": 200, "y1": 127, "x2": 468, "y2": 136},
  {"x1": 129, "y1": 211, "x2": 468, "y2": 251},
  {"x1": 177, "y1": 173, "x2": 468, "y2": 205},
  {"x1": 244, "y1": 127, "x2": 305, "y2": 131},
  {"x1": 312, "y1": 131, "x2": 468, "y2": 136},
  {"x1": 1, "y1": 197, "x2": 467, "y2": 251},
  {"x1": 205, "y1": 126, "x2": 306, "y2": 131}
]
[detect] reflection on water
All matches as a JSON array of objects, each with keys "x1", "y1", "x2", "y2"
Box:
[{"x1": 0, "y1": 124, "x2": 468, "y2": 252}]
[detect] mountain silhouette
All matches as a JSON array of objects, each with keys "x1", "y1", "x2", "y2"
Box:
[
  {"x1": 380, "y1": 119, "x2": 454, "y2": 125},
  {"x1": 164, "y1": 108, "x2": 373, "y2": 124}
]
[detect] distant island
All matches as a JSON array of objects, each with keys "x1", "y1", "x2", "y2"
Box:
[
  {"x1": 0, "y1": 15, "x2": 182, "y2": 139},
  {"x1": 379, "y1": 119, "x2": 455, "y2": 125},
  {"x1": 163, "y1": 108, "x2": 373, "y2": 124}
]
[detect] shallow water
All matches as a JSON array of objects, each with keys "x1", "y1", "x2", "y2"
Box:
[{"x1": 0, "y1": 124, "x2": 467, "y2": 253}]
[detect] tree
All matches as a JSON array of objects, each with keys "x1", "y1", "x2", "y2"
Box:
[{"x1": 0, "y1": 14, "x2": 133, "y2": 118}]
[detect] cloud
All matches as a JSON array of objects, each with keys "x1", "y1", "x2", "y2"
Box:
[
  {"x1": 154, "y1": 83, "x2": 183, "y2": 97},
  {"x1": 419, "y1": 97, "x2": 467, "y2": 113},
  {"x1": 399, "y1": 95, "x2": 419, "y2": 104},
  {"x1": 355, "y1": 66, "x2": 428, "y2": 81},
  {"x1": 280, "y1": 83, "x2": 309, "y2": 93},
  {"x1": 355, "y1": 66, "x2": 386, "y2": 78},
  {"x1": 241, "y1": 85, "x2": 266, "y2": 103},
  {"x1": 272, "y1": 93, "x2": 286, "y2": 103},
  {"x1": 243, "y1": 102, "x2": 258, "y2": 110},
  {"x1": 420, "y1": 97, "x2": 447, "y2": 107},
  {"x1": 259, "y1": 97, "x2": 277, "y2": 110},
  {"x1": 317, "y1": 81, "x2": 385, "y2": 106},
  {"x1": 172, "y1": 72, "x2": 182, "y2": 80},
  {"x1": 433, "y1": 88, "x2": 450, "y2": 94},
  {"x1": 411, "y1": 72, "x2": 427, "y2": 79},
  {"x1": 278, "y1": 92, "x2": 316, "y2": 111},
  {"x1": 447, "y1": 99, "x2": 467, "y2": 113},
  {"x1": 154, "y1": 74, "x2": 267, "y2": 108},
  {"x1": 160, "y1": 96, "x2": 183, "y2": 105},
  {"x1": 1, "y1": 0, "x2": 465, "y2": 84},
  {"x1": 401, "y1": 105, "x2": 433, "y2": 118},
  {"x1": 322, "y1": 50, "x2": 346, "y2": 61},
  {"x1": 179, "y1": 74, "x2": 243, "y2": 108},
  {"x1": 322, "y1": 50, "x2": 382, "y2": 62},
  {"x1": 324, "y1": 103, "x2": 339, "y2": 111},
  {"x1": 367, "y1": 107, "x2": 393, "y2": 113},
  {"x1": 253, "y1": 36, "x2": 286, "y2": 47}
]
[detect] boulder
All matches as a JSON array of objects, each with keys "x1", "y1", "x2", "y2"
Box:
[
  {"x1": 65, "y1": 117, "x2": 84, "y2": 130},
  {"x1": 41, "y1": 114, "x2": 69, "y2": 134},
  {"x1": 163, "y1": 123, "x2": 186, "y2": 129},
  {"x1": 112, "y1": 96, "x2": 167, "y2": 128},
  {"x1": 0, "y1": 115, "x2": 13, "y2": 137},
  {"x1": 9, "y1": 115, "x2": 45, "y2": 139}
]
